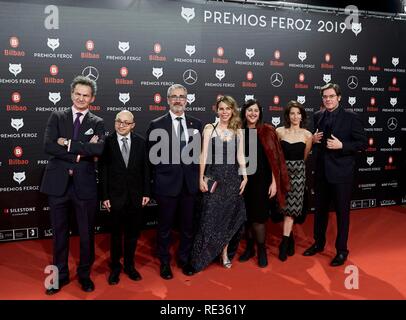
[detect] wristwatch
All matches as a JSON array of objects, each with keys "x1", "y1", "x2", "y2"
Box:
[{"x1": 63, "y1": 139, "x2": 69, "y2": 147}]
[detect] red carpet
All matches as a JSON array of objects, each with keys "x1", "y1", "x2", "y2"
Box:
[{"x1": 0, "y1": 206, "x2": 405, "y2": 300}]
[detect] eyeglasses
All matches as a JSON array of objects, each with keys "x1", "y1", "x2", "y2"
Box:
[
  {"x1": 115, "y1": 120, "x2": 134, "y2": 127},
  {"x1": 322, "y1": 94, "x2": 337, "y2": 100},
  {"x1": 168, "y1": 95, "x2": 186, "y2": 100}
]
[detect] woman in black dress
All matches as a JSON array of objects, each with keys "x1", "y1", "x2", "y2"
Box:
[
  {"x1": 276, "y1": 101, "x2": 313, "y2": 262},
  {"x1": 190, "y1": 95, "x2": 247, "y2": 272},
  {"x1": 238, "y1": 99, "x2": 290, "y2": 267}
]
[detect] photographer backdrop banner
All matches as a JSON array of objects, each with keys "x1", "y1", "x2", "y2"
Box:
[{"x1": 0, "y1": 0, "x2": 405, "y2": 242}]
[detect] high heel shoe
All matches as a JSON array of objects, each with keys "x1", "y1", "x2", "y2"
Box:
[{"x1": 221, "y1": 255, "x2": 232, "y2": 269}]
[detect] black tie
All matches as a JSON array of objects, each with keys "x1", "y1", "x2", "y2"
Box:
[
  {"x1": 73, "y1": 112, "x2": 82, "y2": 140},
  {"x1": 176, "y1": 117, "x2": 186, "y2": 151}
]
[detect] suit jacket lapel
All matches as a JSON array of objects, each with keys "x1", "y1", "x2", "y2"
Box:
[
  {"x1": 65, "y1": 109, "x2": 73, "y2": 139},
  {"x1": 79, "y1": 111, "x2": 93, "y2": 140},
  {"x1": 332, "y1": 107, "x2": 345, "y2": 135}
]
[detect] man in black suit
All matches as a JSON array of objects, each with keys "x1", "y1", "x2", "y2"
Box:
[
  {"x1": 303, "y1": 83, "x2": 367, "y2": 266},
  {"x1": 41, "y1": 76, "x2": 105, "y2": 294},
  {"x1": 147, "y1": 84, "x2": 202, "y2": 279},
  {"x1": 99, "y1": 110, "x2": 150, "y2": 285}
]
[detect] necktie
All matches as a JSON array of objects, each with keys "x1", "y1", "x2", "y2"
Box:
[
  {"x1": 121, "y1": 137, "x2": 129, "y2": 167},
  {"x1": 73, "y1": 112, "x2": 82, "y2": 140},
  {"x1": 176, "y1": 117, "x2": 186, "y2": 151}
]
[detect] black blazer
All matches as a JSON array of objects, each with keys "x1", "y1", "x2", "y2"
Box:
[
  {"x1": 40, "y1": 109, "x2": 105, "y2": 199},
  {"x1": 99, "y1": 132, "x2": 151, "y2": 210},
  {"x1": 313, "y1": 107, "x2": 367, "y2": 184},
  {"x1": 147, "y1": 113, "x2": 202, "y2": 197}
]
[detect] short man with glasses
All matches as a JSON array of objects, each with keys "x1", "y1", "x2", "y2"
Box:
[
  {"x1": 303, "y1": 83, "x2": 367, "y2": 266},
  {"x1": 41, "y1": 76, "x2": 105, "y2": 294},
  {"x1": 99, "y1": 110, "x2": 150, "y2": 285},
  {"x1": 147, "y1": 84, "x2": 202, "y2": 279}
]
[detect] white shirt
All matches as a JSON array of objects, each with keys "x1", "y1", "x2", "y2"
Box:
[
  {"x1": 117, "y1": 133, "x2": 131, "y2": 151},
  {"x1": 169, "y1": 110, "x2": 189, "y2": 143},
  {"x1": 71, "y1": 106, "x2": 89, "y2": 124}
]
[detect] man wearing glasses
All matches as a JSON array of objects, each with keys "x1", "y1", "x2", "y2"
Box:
[
  {"x1": 99, "y1": 110, "x2": 150, "y2": 285},
  {"x1": 147, "y1": 84, "x2": 202, "y2": 279},
  {"x1": 303, "y1": 83, "x2": 367, "y2": 266}
]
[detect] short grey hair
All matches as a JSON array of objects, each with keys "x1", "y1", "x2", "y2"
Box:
[
  {"x1": 167, "y1": 84, "x2": 187, "y2": 97},
  {"x1": 71, "y1": 75, "x2": 97, "y2": 96}
]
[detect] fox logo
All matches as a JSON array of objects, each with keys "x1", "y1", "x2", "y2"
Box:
[
  {"x1": 245, "y1": 95, "x2": 254, "y2": 102},
  {"x1": 185, "y1": 45, "x2": 196, "y2": 57},
  {"x1": 351, "y1": 23, "x2": 362, "y2": 36},
  {"x1": 366, "y1": 157, "x2": 374, "y2": 166},
  {"x1": 297, "y1": 96, "x2": 305, "y2": 104},
  {"x1": 370, "y1": 76, "x2": 378, "y2": 86},
  {"x1": 187, "y1": 93, "x2": 195, "y2": 105},
  {"x1": 271, "y1": 117, "x2": 281, "y2": 127},
  {"x1": 48, "y1": 92, "x2": 61, "y2": 105},
  {"x1": 47, "y1": 38, "x2": 60, "y2": 51},
  {"x1": 392, "y1": 57, "x2": 399, "y2": 67},
  {"x1": 348, "y1": 97, "x2": 356, "y2": 106},
  {"x1": 181, "y1": 7, "x2": 195, "y2": 23},
  {"x1": 9, "y1": 63, "x2": 22, "y2": 77},
  {"x1": 118, "y1": 41, "x2": 130, "y2": 54},
  {"x1": 388, "y1": 137, "x2": 395, "y2": 146},
  {"x1": 215, "y1": 70, "x2": 225, "y2": 81},
  {"x1": 390, "y1": 97, "x2": 397, "y2": 106},
  {"x1": 11, "y1": 118, "x2": 24, "y2": 131},
  {"x1": 245, "y1": 48, "x2": 255, "y2": 59},
  {"x1": 349, "y1": 54, "x2": 358, "y2": 65},
  {"x1": 323, "y1": 74, "x2": 331, "y2": 84},
  {"x1": 152, "y1": 67, "x2": 163, "y2": 79},
  {"x1": 119, "y1": 93, "x2": 130, "y2": 105},
  {"x1": 298, "y1": 51, "x2": 307, "y2": 62},
  {"x1": 368, "y1": 117, "x2": 376, "y2": 126},
  {"x1": 13, "y1": 172, "x2": 26, "y2": 185}
]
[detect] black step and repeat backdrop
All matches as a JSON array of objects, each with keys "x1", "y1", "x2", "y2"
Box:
[{"x1": 1, "y1": 0, "x2": 405, "y2": 242}]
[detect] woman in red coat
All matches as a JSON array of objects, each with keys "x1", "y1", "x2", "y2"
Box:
[{"x1": 239, "y1": 99, "x2": 290, "y2": 267}]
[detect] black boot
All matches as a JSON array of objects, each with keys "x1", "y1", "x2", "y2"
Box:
[
  {"x1": 257, "y1": 243, "x2": 268, "y2": 268},
  {"x1": 238, "y1": 239, "x2": 255, "y2": 262},
  {"x1": 287, "y1": 232, "x2": 295, "y2": 256},
  {"x1": 278, "y1": 236, "x2": 289, "y2": 262}
]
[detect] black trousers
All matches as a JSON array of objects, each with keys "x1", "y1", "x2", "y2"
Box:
[
  {"x1": 313, "y1": 175, "x2": 352, "y2": 254},
  {"x1": 48, "y1": 180, "x2": 97, "y2": 280},
  {"x1": 110, "y1": 202, "x2": 142, "y2": 272},
  {"x1": 155, "y1": 187, "x2": 196, "y2": 265}
]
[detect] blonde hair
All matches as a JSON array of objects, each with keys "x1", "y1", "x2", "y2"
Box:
[{"x1": 216, "y1": 95, "x2": 242, "y2": 132}]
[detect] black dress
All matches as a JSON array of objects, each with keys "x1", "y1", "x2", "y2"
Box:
[
  {"x1": 191, "y1": 131, "x2": 246, "y2": 272},
  {"x1": 243, "y1": 129, "x2": 273, "y2": 223},
  {"x1": 280, "y1": 141, "x2": 306, "y2": 217}
]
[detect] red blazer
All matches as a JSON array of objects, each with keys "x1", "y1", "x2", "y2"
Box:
[{"x1": 257, "y1": 124, "x2": 290, "y2": 208}]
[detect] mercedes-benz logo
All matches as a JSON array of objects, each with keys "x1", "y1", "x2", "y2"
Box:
[
  {"x1": 347, "y1": 75, "x2": 358, "y2": 89},
  {"x1": 82, "y1": 66, "x2": 99, "y2": 81},
  {"x1": 270, "y1": 72, "x2": 283, "y2": 87},
  {"x1": 183, "y1": 69, "x2": 197, "y2": 85},
  {"x1": 387, "y1": 117, "x2": 398, "y2": 131}
]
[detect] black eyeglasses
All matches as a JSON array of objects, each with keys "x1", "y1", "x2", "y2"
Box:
[
  {"x1": 115, "y1": 120, "x2": 134, "y2": 127},
  {"x1": 168, "y1": 95, "x2": 186, "y2": 100}
]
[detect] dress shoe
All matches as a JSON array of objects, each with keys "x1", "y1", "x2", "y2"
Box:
[
  {"x1": 238, "y1": 239, "x2": 255, "y2": 262},
  {"x1": 303, "y1": 243, "x2": 324, "y2": 256},
  {"x1": 257, "y1": 243, "x2": 268, "y2": 268},
  {"x1": 278, "y1": 236, "x2": 289, "y2": 262},
  {"x1": 182, "y1": 263, "x2": 195, "y2": 276},
  {"x1": 160, "y1": 263, "x2": 173, "y2": 280},
  {"x1": 108, "y1": 270, "x2": 120, "y2": 285},
  {"x1": 79, "y1": 277, "x2": 95, "y2": 292},
  {"x1": 124, "y1": 267, "x2": 142, "y2": 281},
  {"x1": 45, "y1": 278, "x2": 70, "y2": 295},
  {"x1": 330, "y1": 253, "x2": 348, "y2": 267}
]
